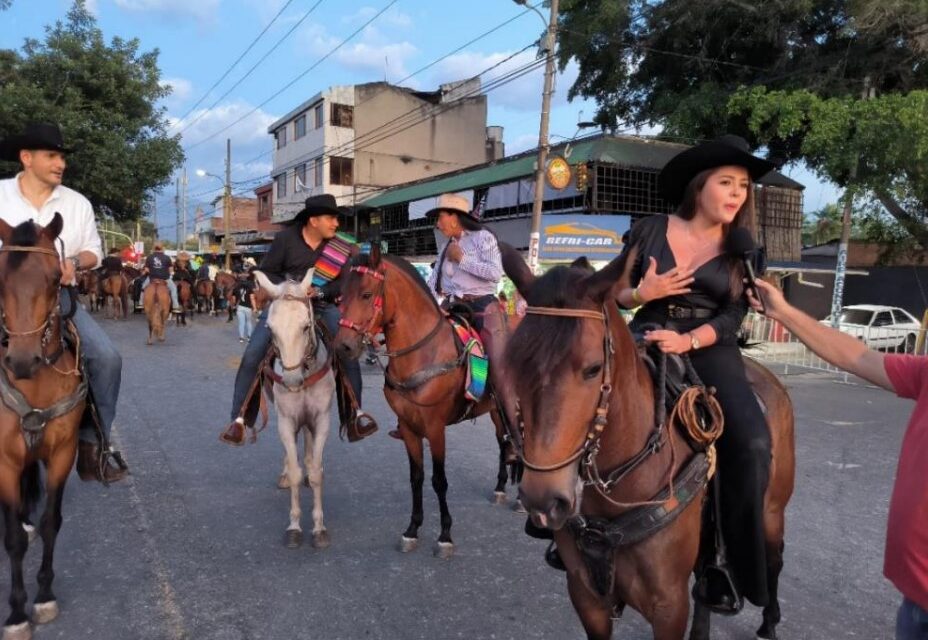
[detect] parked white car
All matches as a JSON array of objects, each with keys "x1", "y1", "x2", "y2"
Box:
[{"x1": 822, "y1": 304, "x2": 923, "y2": 352}]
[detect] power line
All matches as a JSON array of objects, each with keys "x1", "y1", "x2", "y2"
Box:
[
  {"x1": 184, "y1": 0, "x2": 398, "y2": 152},
  {"x1": 169, "y1": 0, "x2": 298, "y2": 131},
  {"x1": 175, "y1": 0, "x2": 325, "y2": 137}
]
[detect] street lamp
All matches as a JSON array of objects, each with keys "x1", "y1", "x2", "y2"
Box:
[
  {"x1": 195, "y1": 142, "x2": 233, "y2": 271},
  {"x1": 513, "y1": 0, "x2": 559, "y2": 273}
]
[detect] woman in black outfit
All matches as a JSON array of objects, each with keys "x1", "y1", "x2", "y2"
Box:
[{"x1": 618, "y1": 135, "x2": 775, "y2": 608}]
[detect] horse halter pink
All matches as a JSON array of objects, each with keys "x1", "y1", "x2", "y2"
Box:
[{"x1": 338, "y1": 265, "x2": 385, "y2": 338}]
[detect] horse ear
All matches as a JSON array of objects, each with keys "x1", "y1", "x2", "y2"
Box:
[
  {"x1": 43, "y1": 212, "x2": 64, "y2": 241},
  {"x1": 300, "y1": 267, "x2": 315, "y2": 294},
  {"x1": 570, "y1": 256, "x2": 594, "y2": 273},
  {"x1": 253, "y1": 270, "x2": 281, "y2": 299},
  {"x1": 0, "y1": 218, "x2": 12, "y2": 245},
  {"x1": 578, "y1": 245, "x2": 636, "y2": 304},
  {"x1": 369, "y1": 242, "x2": 382, "y2": 268},
  {"x1": 499, "y1": 241, "x2": 534, "y2": 299}
]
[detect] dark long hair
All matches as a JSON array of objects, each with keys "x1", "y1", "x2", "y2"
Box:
[{"x1": 674, "y1": 168, "x2": 757, "y2": 299}]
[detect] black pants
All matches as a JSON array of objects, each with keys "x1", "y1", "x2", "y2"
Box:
[{"x1": 689, "y1": 344, "x2": 771, "y2": 607}]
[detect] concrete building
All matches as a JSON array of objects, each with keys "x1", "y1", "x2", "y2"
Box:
[
  {"x1": 266, "y1": 79, "x2": 503, "y2": 224},
  {"x1": 197, "y1": 184, "x2": 282, "y2": 256}
]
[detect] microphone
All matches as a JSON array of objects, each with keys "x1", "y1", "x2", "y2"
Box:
[{"x1": 726, "y1": 227, "x2": 766, "y2": 314}]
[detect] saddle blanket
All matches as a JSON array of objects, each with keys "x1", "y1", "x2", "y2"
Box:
[{"x1": 449, "y1": 318, "x2": 488, "y2": 403}]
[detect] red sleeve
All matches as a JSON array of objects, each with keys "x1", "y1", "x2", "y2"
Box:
[{"x1": 884, "y1": 354, "x2": 928, "y2": 400}]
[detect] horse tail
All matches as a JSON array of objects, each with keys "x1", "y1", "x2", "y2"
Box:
[{"x1": 20, "y1": 462, "x2": 43, "y2": 518}]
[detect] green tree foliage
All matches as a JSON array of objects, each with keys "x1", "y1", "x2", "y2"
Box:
[
  {"x1": 557, "y1": 0, "x2": 928, "y2": 244},
  {"x1": 0, "y1": 1, "x2": 183, "y2": 221}
]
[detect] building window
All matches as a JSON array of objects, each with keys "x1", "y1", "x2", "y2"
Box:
[
  {"x1": 331, "y1": 103, "x2": 353, "y2": 128},
  {"x1": 314, "y1": 156, "x2": 323, "y2": 186},
  {"x1": 295, "y1": 163, "x2": 307, "y2": 192},
  {"x1": 276, "y1": 173, "x2": 287, "y2": 198},
  {"x1": 276, "y1": 126, "x2": 287, "y2": 149},
  {"x1": 330, "y1": 156, "x2": 353, "y2": 186},
  {"x1": 294, "y1": 115, "x2": 306, "y2": 139},
  {"x1": 314, "y1": 104, "x2": 323, "y2": 129}
]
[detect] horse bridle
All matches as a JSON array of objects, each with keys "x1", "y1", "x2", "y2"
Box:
[
  {"x1": 0, "y1": 245, "x2": 67, "y2": 365},
  {"x1": 272, "y1": 293, "x2": 321, "y2": 374},
  {"x1": 512, "y1": 305, "x2": 615, "y2": 474},
  {"x1": 338, "y1": 266, "x2": 386, "y2": 339}
]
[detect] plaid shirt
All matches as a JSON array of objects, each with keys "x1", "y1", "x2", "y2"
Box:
[{"x1": 428, "y1": 229, "x2": 502, "y2": 298}]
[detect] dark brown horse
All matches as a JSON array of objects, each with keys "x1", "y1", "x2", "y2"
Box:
[
  {"x1": 175, "y1": 280, "x2": 193, "y2": 326},
  {"x1": 76, "y1": 270, "x2": 100, "y2": 312},
  {"x1": 0, "y1": 214, "x2": 88, "y2": 640},
  {"x1": 195, "y1": 279, "x2": 215, "y2": 315},
  {"x1": 503, "y1": 248, "x2": 795, "y2": 640},
  {"x1": 333, "y1": 247, "x2": 519, "y2": 558},
  {"x1": 100, "y1": 273, "x2": 127, "y2": 320},
  {"x1": 143, "y1": 279, "x2": 170, "y2": 344},
  {"x1": 215, "y1": 271, "x2": 237, "y2": 322}
]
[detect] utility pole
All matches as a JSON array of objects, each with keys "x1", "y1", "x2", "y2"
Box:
[
  {"x1": 182, "y1": 167, "x2": 188, "y2": 252},
  {"x1": 830, "y1": 77, "x2": 871, "y2": 326},
  {"x1": 224, "y1": 138, "x2": 232, "y2": 271},
  {"x1": 519, "y1": 0, "x2": 559, "y2": 273},
  {"x1": 175, "y1": 176, "x2": 181, "y2": 250}
]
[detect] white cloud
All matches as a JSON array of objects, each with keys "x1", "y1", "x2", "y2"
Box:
[
  {"x1": 343, "y1": 6, "x2": 412, "y2": 29},
  {"x1": 160, "y1": 77, "x2": 193, "y2": 104},
  {"x1": 169, "y1": 100, "x2": 278, "y2": 153},
  {"x1": 298, "y1": 21, "x2": 418, "y2": 82},
  {"x1": 113, "y1": 0, "x2": 220, "y2": 23},
  {"x1": 84, "y1": 0, "x2": 99, "y2": 15}
]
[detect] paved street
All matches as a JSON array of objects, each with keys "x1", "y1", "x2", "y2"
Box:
[{"x1": 4, "y1": 312, "x2": 907, "y2": 639}]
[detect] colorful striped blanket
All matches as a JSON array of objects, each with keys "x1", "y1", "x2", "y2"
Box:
[
  {"x1": 450, "y1": 319, "x2": 488, "y2": 403},
  {"x1": 312, "y1": 233, "x2": 355, "y2": 287}
]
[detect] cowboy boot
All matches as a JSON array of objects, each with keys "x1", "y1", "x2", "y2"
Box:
[
  {"x1": 219, "y1": 418, "x2": 247, "y2": 446},
  {"x1": 76, "y1": 441, "x2": 128, "y2": 483}
]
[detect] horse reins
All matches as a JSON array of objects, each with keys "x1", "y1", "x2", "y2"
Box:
[{"x1": 265, "y1": 293, "x2": 330, "y2": 393}]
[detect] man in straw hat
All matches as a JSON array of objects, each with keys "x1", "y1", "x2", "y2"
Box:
[
  {"x1": 0, "y1": 122, "x2": 127, "y2": 482},
  {"x1": 219, "y1": 194, "x2": 376, "y2": 445}
]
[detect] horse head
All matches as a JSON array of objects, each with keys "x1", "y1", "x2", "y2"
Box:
[
  {"x1": 0, "y1": 214, "x2": 65, "y2": 380},
  {"x1": 333, "y1": 244, "x2": 387, "y2": 361},
  {"x1": 254, "y1": 268, "x2": 318, "y2": 389},
  {"x1": 502, "y1": 243, "x2": 640, "y2": 530}
]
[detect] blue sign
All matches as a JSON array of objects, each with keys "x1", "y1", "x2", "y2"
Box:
[{"x1": 539, "y1": 214, "x2": 631, "y2": 260}]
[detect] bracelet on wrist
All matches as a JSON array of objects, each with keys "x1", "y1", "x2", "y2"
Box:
[{"x1": 631, "y1": 287, "x2": 643, "y2": 305}]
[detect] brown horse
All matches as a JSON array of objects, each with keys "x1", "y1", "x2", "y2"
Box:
[
  {"x1": 100, "y1": 273, "x2": 127, "y2": 320},
  {"x1": 0, "y1": 214, "x2": 88, "y2": 640},
  {"x1": 77, "y1": 270, "x2": 100, "y2": 312},
  {"x1": 215, "y1": 271, "x2": 237, "y2": 322},
  {"x1": 333, "y1": 247, "x2": 519, "y2": 557},
  {"x1": 175, "y1": 280, "x2": 193, "y2": 326},
  {"x1": 195, "y1": 279, "x2": 215, "y2": 315},
  {"x1": 502, "y1": 248, "x2": 795, "y2": 640},
  {"x1": 143, "y1": 279, "x2": 171, "y2": 345}
]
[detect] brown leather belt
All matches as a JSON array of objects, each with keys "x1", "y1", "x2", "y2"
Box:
[{"x1": 448, "y1": 294, "x2": 494, "y2": 303}]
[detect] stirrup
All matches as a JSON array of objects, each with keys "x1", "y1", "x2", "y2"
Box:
[
  {"x1": 692, "y1": 563, "x2": 744, "y2": 616},
  {"x1": 98, "y1": 447, "x2": 129, "y2": 487},
  {"x1": 544, "y1": 542, "x2": 566, "y2": 572}
]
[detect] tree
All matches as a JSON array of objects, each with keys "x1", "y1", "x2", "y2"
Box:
[
  {"x1": 0, "y1": 1, "x2": 183, "y2": 221},
  {"x1": 556, "y1": 0, "x2": 928, "y2": 243}
]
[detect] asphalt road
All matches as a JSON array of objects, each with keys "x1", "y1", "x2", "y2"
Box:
[{"x1": 2, "y1": 311, "x2": 907, "y2": 639}]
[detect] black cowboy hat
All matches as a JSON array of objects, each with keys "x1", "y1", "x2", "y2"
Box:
[
  {"x1": 288, "y1": 194, "x2": 347, "y2": 225},
  {"x1": 658, "y1": 135, "x2": 775, "y2": 206},
  {"x1": 0, "y1": 123, "x2": 73, "y2": 163}
]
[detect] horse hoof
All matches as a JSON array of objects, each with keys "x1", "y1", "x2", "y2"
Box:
[
  {"x1": 512, "y1": 499, "x2": 527, "y2": 514},
  {"x1": 398, "y1": 536, "x2": 418, "y2": 553},
  {"x1": 490, "y1": 491, "x2": 507, "y2": 506},
  {"x1": 756, "y1": 624, "x2": 778, "y2": 640},
  {"x1": 433, "y1": 541, "x2": 454, "y2": 559},
  {"x1": 284, "y1": 529, "x2": 302, "y2": 549},
  {"x1": 312, "y1": 530, "x2": 330, "y2": 549},
  {"x1": 276, "y1": 475, "x2": 290, "y2": 489},
  {"x1": 32, "y1": 601, "x2": 58, "y2": 625},
  {"x1": 2, "y1": 622, "x2": 31, "y2": 640}
]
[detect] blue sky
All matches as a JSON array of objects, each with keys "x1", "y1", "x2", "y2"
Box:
[{"x1": 3, "y1": 0, "x2": 841, "y2": 235}]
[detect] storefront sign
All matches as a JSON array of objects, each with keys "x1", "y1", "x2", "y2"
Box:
[{"x1": 539, "y1": 214, "x2": 631, "y2": 260}]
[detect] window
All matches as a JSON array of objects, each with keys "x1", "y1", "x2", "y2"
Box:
[
  {"x1": 276, "y1": 126, "x2": 287, "y2": 149},
  {"x1": 294, "y1": 115, "x2": 306, "y2": 139},
  {"x1": 314, "y1": 156, "x2": 323, "y2": 186},
  {"x1": 873, "y1": 312, "x2": 893, "y2": 327},
  {"x1": 330, "y1": 156, "x2": 353, "y2": 186},
  {"x1": 314, "y1": 104, "x2": 323, "y2": 129},
  {"x1": 275, "y1": 173, "x2": 287, "y2": 198},
  {"x1": 295, "y1": 163, "x2": 307, "y2": 192},
  {"x1": 331, "y1": 103, "x2": 354, "y2": 128}
]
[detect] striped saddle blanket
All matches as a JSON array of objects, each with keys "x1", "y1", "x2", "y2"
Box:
[{"x1": 449, "y1": 318, "x2": 488, "y2": 403}]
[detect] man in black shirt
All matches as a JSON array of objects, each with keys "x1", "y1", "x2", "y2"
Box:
[
  {"x1": 142, "y1": 244, "x2": 180, "y2": 312},
  {"x1": 101, "y1": 247, "x2": 123, "y2": 275},
  {"x1": 220, "y1": 194, "x2": 371, "y2": 445}
]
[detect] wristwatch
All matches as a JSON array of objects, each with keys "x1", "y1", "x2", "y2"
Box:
[
  {"x1": 69, "y1": 256, "x2": 80, "y2": 271},
  {"x1": 688, "y1": 332, "x2": 701, "y2": 350}
]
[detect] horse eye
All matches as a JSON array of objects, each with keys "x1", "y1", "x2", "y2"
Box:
[
  {"x1": 582, "y1": 364, "x2": 602, "y2": 380},
  {"x1": 361, "y1": 291, "x2": 373, "y2": 300}
]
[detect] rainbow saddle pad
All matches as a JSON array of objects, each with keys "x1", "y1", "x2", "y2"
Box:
[{"x1": 448, "y1": 317, "x2": 488, "y2": 403}]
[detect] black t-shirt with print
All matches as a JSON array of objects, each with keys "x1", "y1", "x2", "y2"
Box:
[
  {"x1": 145, "y1": 253, "x2": 172, "y2": 280},
  {"x1": 234, "y1": 280, "x2": 254, "y2": 309}
]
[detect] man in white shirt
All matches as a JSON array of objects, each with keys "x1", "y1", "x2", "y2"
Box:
[{"x1": 0, "y1": 123, "x2": 126, "y2": 483}]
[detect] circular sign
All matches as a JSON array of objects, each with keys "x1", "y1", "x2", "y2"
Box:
[{"x1": 546, "y1": 156, "x2": 572, "y2": 190}]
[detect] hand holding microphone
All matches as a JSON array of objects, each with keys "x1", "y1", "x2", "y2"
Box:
[{"x1": 726, "y1": 227, "x2": 766, "y2": 314}]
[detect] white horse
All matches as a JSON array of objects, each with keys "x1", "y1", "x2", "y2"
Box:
[{"x1": 254, "y1": 268, "x2": 336, "y2": 549}]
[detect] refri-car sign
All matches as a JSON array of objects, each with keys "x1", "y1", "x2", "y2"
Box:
[{"x1": 539, "y1": 214, "x2": 631, "y2": 260}]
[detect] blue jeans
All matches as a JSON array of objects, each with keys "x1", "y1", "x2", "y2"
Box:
[
  {"x1": 898, "y1": 598, "x2": 928, "y2": 640},
  {"x1": 62, "y1": 293, "x2": 122, "y2": 444},
  {"x1": 142, "y1": 277, "x2": 179, "y2": 309},
  {"x1": 229, "y1": 304, "x2": 362, "y2": 422},
  {"x1": 236, "y1": 306, "x2": 254, "y2": 340}
]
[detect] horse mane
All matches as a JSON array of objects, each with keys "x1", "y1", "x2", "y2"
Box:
[
  {"x1": 505, "y1": 265, "x2": 600, "y2": 399},
  {"x1": 7, "y1": 221, "x2": 43, "y2": 270},
  {"x1": 349, "y1": 253, "x2": 440, "y2": 313}
]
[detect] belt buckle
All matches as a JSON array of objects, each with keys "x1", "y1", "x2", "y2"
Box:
[{"x1": 668, "y1": 305, "x2": 683, "y2": 319}]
